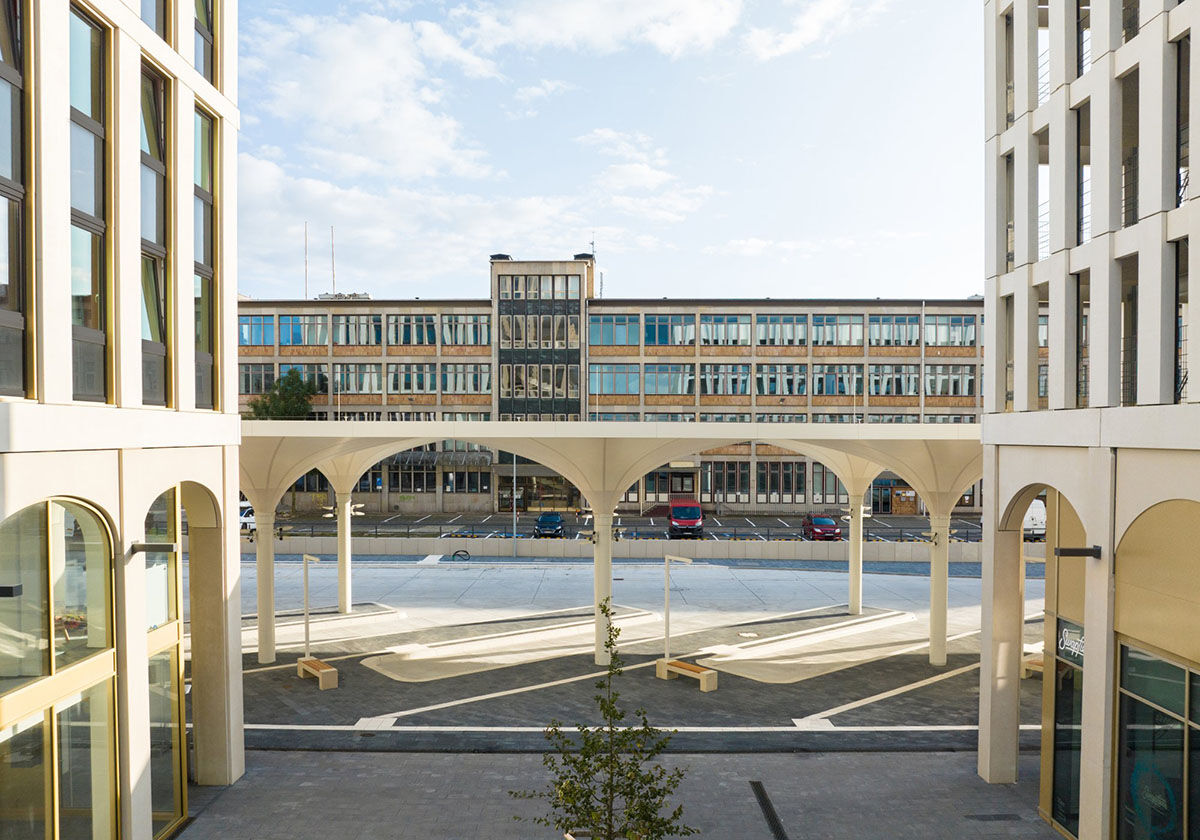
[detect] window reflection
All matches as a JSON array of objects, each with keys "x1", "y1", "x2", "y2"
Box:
[
  {"x1": 56, "y1": 680, "x2": 116, "y2": 840},
  {"x1": 52, "y1": 501, "x2": 111, "y2": 670},
  {"x1": 0, "y1": 504, "x2": 48, "y2": 696}
]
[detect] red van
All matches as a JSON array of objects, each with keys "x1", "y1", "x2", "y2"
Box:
[{"x1": 667, "y1": 497, "x2": 704, "y2": 539}]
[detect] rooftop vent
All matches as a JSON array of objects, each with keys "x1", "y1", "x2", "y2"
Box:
[
  {"x1": 490, "y1": 253, "x2": 512, "y2": 261},
  {"x1": 574, "y1": 252, "x2": 594, "y2": 261},
  {"x1": 316, "y1": 292, "x2": 371, "y2": 300}
]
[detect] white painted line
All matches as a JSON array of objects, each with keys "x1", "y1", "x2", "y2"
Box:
[
  {"x1": 712, "y1": 517, "x2": 723, "y2": 526},
  {"x1": 649, "y1": 518, "x2": 655, "y2": 525},
  {"x1": 414, "y1": 515, "x2": 430, "y2": 524},
  {"x1": 710, "y1": 533, "x2": 721, "y2": 541},
  {"x1": 776, "y1": 518, "x2": 789, "y2": 527},
  {"x1": 796, "y1": 661, "x2": 981, "y2": 723},
  {"x1": 484, "y1": 531, "x2": 497, "y2": 539},
  {"x1": 757, "y1": 534, "x2": 767, "y2": 541},
  {"x1": 873, "y1": 519, "x2": 895, "y2": 528},
  {"x1": 744, "y1": 517, "x2": 755, "y2": 526},
  {"x1": 791, "y1": 722, "x2": 1042, "y2": 732},
  {"x1": 447, "y1": 514, "x2": 462, "y2": 524},
  {"x1": 482, "y1": 514, "x2": 493, "y2": 523},
  {"x1": 417, "y1": 555, "x2": 442, "y2": 566},
  {"x1": 383, "y1": 513, "x2": 404, "y2": 523}
]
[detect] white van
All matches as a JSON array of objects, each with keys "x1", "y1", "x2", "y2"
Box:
[
  {"x1": 238, "y1": 501, "x2": 256, "y2": 533},
  {"x1": 1022, "y1": 498, "x2": 1046, "y2": 540}
]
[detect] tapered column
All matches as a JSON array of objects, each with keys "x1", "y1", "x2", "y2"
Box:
[
  {"x1": 337, "y1": 490, "x2": 353, "y2": 614},
  {"x1": 848, "y1": 496, "x2": 865, "y2": 615},
  {"x1": 928, "y1": 512, "x2": 953, "y2": 666},
  {"x1": 255, "y1": 508, "x2": 276, "y2": 664},
  {"x1": 979, "y1": 525, "x2": 1024, "y2": 783},
  {"x1": 592, "y1": 511, "x2": 613, "y2": 665}
]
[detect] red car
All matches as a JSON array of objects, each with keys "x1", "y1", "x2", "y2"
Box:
[{"x1": 802, "y1": 514, "x2": 843, "y2": 540}]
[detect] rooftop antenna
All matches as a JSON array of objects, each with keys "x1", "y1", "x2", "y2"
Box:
[
  {"x1": 303, "y1": 221, "x2": 309, "y2": 300},
  {"x1": 330, "y1": 225, "x2": 336, "y2": 295}
]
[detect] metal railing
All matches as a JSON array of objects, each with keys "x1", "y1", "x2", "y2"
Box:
[
  {"x1": 1076, "y1": 356, "x2": 1090, "y2": 408},
  {"x1": 1005, "y1": 360, "x2": 1015, "y2": 411},
  {"x1": 1078, "y1": 167, "x2": 1092, "y2": 244},
  {"x1": 1037, "y1": 49, "x2": 1051, "y2": 107},
  {"x1": 1121, "y1": 337, "x2": 1138, "y2": 406},
  {"x1": 1177, "y1": 311, "x2": 1188, "y2": 403},
  {"x1": 1077, "y1": 26, "x2": 1091, "y2": 78},
  {"x1": 1122, "y1": 149, "x2": 1139, "y2": 228},
  {"x1": 1178, "y1": 122, "x2": 1190, "y2": 206},
  {"x1": 1122, "y1": 0, "x2": 1139, "y2": 43},
  {"x1": 1037, "y1": 200, "x2": 1051, "y2": 261}
]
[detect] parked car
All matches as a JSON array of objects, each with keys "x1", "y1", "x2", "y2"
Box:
[
  {"x1": 802, "y1": 514, "x2": 842, "y2": 541},
  {"x1": 238, "y1": 502, "x2": 256, "y2": 533},
  {"x1": 534, "y1": 512, "x2": 565, "y2": 538},
  {"x1": 1023, "y1": 498, "x2": 1047, "y2": 541},
  {"x1": 667, "y1": 497, "x2": 704, "y2": 539}
]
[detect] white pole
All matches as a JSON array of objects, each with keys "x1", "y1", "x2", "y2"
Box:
[
  {"x1": 664, "y1": 557, "x2": 671, "y2": 661},
  {"x1": 302, "y1": 553, "x2": 312, "y2": 659}
]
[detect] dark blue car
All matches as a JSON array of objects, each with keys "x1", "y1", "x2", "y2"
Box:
[{"x1": 534, "y1": 512, "x2": 565, "y2": 538}]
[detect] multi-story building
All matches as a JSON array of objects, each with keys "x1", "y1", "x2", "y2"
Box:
[
  {"x1": 0, "y1": 3, "x2": 242, "y2": 839},
  {"x1": 238, "y1": 255, "x2": 986, "y2": 517},
  {"x1": 980, "y1": 2, "x2": 1200, "y2": 839}
]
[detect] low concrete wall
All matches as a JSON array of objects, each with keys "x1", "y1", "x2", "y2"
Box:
[{"x1": 238, "y1": 535, "x2": 982, "y2": 563}]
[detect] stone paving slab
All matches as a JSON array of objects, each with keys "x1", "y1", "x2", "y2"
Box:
[{"x1": 179, "y1": 750, "x2": 1058, "y2": 839}]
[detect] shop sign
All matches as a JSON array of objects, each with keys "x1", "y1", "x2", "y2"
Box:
[{"x1": 1057, "y1": 619, "x2": 1085, "y2": 668}]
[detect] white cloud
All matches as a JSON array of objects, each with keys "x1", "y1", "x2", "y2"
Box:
[
  {"x1": 744, "y1": 0, "x2": 888, "y2": 60},
  {"x1": 609, "y1": 185, "x2": 714, "y2": 223},
  {"x1": 575, "y1": 128, "x2": 667, "y2": 166},
  {"x1": 453, "y1": 0, "x2": 744, "y2": 58},
  {"x1": 241, "y1": 12, "x2": 493, "y2": 181},
  {"x1": 514, "y1": 79, "x2": 573, "y2": 102},
  {"x1": 702, "y1": 235, "x2": 868, "y2": 257},
  {"x1": 599, "y1": 162, "x2": 675, "y2": 192}
]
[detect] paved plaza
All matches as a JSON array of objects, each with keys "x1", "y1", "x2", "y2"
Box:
[{"x1": 179, "y1": 557, "x2": 1053, "y2": 837}]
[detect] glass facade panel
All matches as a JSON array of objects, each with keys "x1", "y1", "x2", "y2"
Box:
[
  {"x1": 70, "y1": 226, "x2": 103, "y2": 331},
  {"x1": 68, "y1": 12, "x2": 102, "y2": 121},
  {"x1": 0, "y1": 504, "x2": 48, "y2": 697},
  {"x1": 144, "y1": 490, "x2": 176, "y2": 631},
  {"x1": 1052, "y1": 659, "x2": 1083, "y2": 835},
  {"x1": 69, "y1": 122, "x2": 101, "y2": 218},
  {"x1": 1122, "y1": 646, "x2": 1187, "y2": 716},
  {"x1": 0, "y1": 712, "x2": 46, "y2": 839},
  {"x1": 1116, "y1": 693, "x2": 1184, "y2": 840},
  {"x1": 148, "y1": 650, "x2": 183, "y2": 836},
  {"x1": 55, "y1": 680, "x2": 116, "y2": 840},
  {"x1": 52, "y1": 501, "x2": 111, "y2": 671}
]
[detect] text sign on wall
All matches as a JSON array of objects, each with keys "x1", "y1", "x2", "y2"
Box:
[{"x1": 1057, "y1": 619, "x2": 1085, "y2": 668}]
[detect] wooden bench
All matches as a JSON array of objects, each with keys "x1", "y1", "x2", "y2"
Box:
[
  {"x1": 1021, "y1": 653, "x2": 1044, "y2": 679},
  {"x1": 655, "y1": 658, "x2": 717, "y2": 692},
  {"x1": 297, "y1": 657, "x2": 338, "y2": 690}
]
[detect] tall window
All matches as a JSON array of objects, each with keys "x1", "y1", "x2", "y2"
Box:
[
  {"x1": 141, "y1": 0, "x2": 168, "y2": 39},
  {"x1": 698, "y1": 364, "x2": 750, "y2": 395},
  {"x1": 238, "y1": 315, "x2": 274, "y2": 346},
  {"x1": 755, "y1": 364, "x2": 806, "y2": 396},
  {"x1": 588, "y1": 364, "x2": 639, "y2": 395},
  {"x1": 278, "y1": 315, "x2": 326, "y2": 345},
  {"x1": 193, "y1": 110, "x2": 215, "y2": 408},
  {"x1": 868, "y1": 315, "x2": 920, "y2": 346},
  {"x1": 279, "y1": 363, "x2": 327, "y2": 393},
  {"x1": 924, "y1": 315, "x2": 977, "y2": 346},
  {"x1": 755, "y1": 314, "x2": 806, "y2": 346},
  {"x1": 644, "y1": 314, "x2": 695, "y2": 345},
  {"x1": 441, "y1": 363, "x2": 490, "y2": 394},
  {"x1": 441, "y1": 314, "x2": 490, "y2": 345},
  {"x1": 812, "y1": 364, "x2": 863, "y2": 396},
  {"x1": 387, "y1": 362, "x2": 436, "y2": 394},
  {"x1": 925, "y1": 364, "x2": 977, "y2": 396},
  {"x1": 0, "y1": 1, "x2": 24, "y2": 397},
  {"x1": 812, "y1": 462, "x2": 848, "y2": 504},
  {"x1": 644, "y1": 363, "x2": 694, "y2": 395},
  {"x1": 589, "y1": 314, "x2": 639, "y2": 345},
  {"x1": 141, "y1": 68, "x2": 169, "y2": 406},
  {"x1": 387, "y1": 314, "x2": 436, "y2": 345},
  {"x1": 699, "y1": 314, "x2": 751, "y2": 345},
  {"x1": 332, "y1": 363, "x2": 382, "y2": 394},
  {"x1": 194, "y1": 0, "x2": 214, "y2": 82},
  {"x1": 811, "y1": 314, "x2": 864, "y2": 346},
  {"x1": 869, "y1": 365, "x2": 920, "y2": 396},
  {"x1": 332, "y1": 314, "x2": 381, "y2": 346},
  {"x1": 70, "y1": 9, "x2": 107, "y2": 402},
  {"x1": 238, "y1": 363, "x2": 274, "y2": 395}
]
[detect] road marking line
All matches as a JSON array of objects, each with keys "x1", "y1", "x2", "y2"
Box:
[
  {"x1": 757, "y1": 534, "x2": 767, "y2": 541},
  {"x1": 776, "y1": 518, "x2": 789, "y2": 526},
  {"x1": 649, "y1": 517, "x2": 655, "y2": 525},
  {"x1": 414, "y1": 515, "x2": 430, "y2": 523},
  {"x1": 383, "y1": 513, "x2": 404, "y2": 523},
  {"x1": 482, "y1": 514, "x2": 493, "y2": 523},
  {"x1": 712, "y1": 517, "x2": 723, "y2": 526},
  {"x1": 417, "y1": 555, "x2": 441, "y2": 566},
  {"x1": 710, "y1": 533, "x2": 721, "y2": 541},
  {"x1": 744, "y1": 517, "x2": 755, "y2": 526},
  {"x1": 447, "y1": 514, "x2": 462, "y2": 524},
  {"x1": 795, "y1": 661, "x2": 981, "y2": 724},
  {"x1": 484, "y1": 531, "x2": 497, "y2": 538}
]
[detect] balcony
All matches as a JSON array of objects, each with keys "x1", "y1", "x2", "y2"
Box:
[
  {"x1": 1037, "y1": 49, "x2": 1051, "y2": 107},
  {"x1": 1037, "y1": 201, "x2": 1050, "y2": 261},
  {"x1": 1122, "y1": 0, "x2": 1139, "y2": 43},
  {"x1": 1122, "y1": 149, "x2": 1139, "y2": 228}
]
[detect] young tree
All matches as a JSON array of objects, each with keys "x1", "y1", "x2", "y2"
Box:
[
  {"x1": 247, "y1": 368, "x2": 317, "y2": 419},
  {"x1": 511, "y1": 600, "x2": 696, "y2": 840}
]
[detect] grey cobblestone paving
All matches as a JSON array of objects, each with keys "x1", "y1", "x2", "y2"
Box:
[{"x1": 180, "y1": 751, "x2": 1057, "y2": 839}]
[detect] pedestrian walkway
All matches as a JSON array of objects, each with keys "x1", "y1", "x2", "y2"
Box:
[{"x1": 179, "y1": 751, "x2": 1057, "y2": 839}]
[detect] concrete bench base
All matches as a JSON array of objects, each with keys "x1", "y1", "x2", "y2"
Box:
[
  {"x1": 656, "y1": 658, "x2": 717, "y2": 692},
  {"x1": 298, "y1": 657, "x2": 339, "y2": 690}
]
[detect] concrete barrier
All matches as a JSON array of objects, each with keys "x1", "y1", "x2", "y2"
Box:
[{"x1": 240, "y1": 534, "x2": 983, "y2": 563}]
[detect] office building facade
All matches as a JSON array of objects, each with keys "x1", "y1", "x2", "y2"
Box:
[
  {"x1": 238, "y1": 255, "x2": 986, "y2": 517},
  {"x1": 0, "y1": 2, "x2": 243, "y2": 839},
  {"x1": 980, "y1": 2, "x2": 1200, "y2": 838}
]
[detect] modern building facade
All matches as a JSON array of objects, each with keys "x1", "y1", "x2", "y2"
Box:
[
  {"x1": 0, "y1": 3, "x2": 243, "y2": 839},
  {"x1": 238, "y1": 256, "x2": 986, "y2": 517},
  {"x1": 980, "y1": 2, "x2": 1200, "y2": 839}
]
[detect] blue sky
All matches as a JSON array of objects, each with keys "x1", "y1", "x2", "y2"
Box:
[{"x1": 237, "y1": 0, "x2": 983, "y2": 302}]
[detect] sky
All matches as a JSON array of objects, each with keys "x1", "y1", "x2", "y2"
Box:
[{"x1": 237, "y1": 0, "x2": 984, "y2": 302}]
